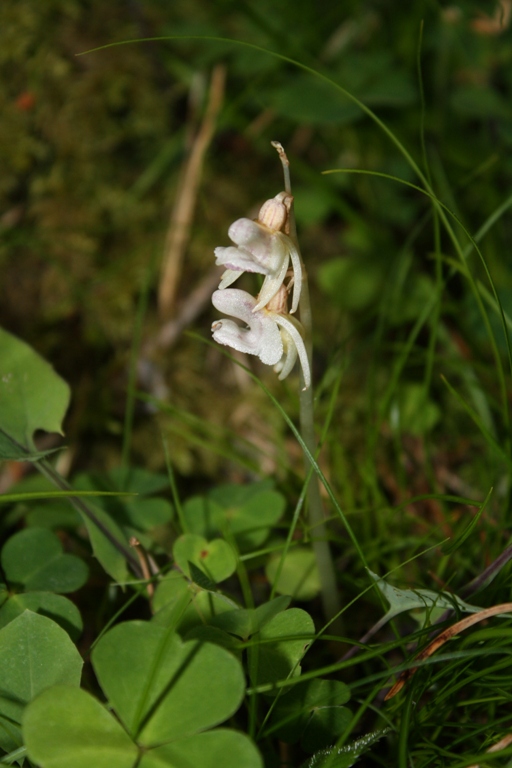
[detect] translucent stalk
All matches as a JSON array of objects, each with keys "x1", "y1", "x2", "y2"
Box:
[{"x1": 272, "y1": 142, "x2": 341, "y2": 626}]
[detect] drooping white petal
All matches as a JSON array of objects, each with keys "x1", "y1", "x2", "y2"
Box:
[
  {"x1": 272, "y1": 313, "x2": 311, "y2": 389},
  {"x1": 252, "y1": 257, "x2": 289, "y2": 313},
  {"x1": 287, "y1": 239, "x2": 303, "y2": 314},
  {"x1": 273, "y1": 328, "x2": 298, "y2": 381},
  {"x1": 211, "y1": 289, "x2": 283, "y2": 366}
]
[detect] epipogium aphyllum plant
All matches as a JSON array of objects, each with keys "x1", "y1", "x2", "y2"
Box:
[{"x1": 210, "y1": 142, "x2": 341, "y2": 626}]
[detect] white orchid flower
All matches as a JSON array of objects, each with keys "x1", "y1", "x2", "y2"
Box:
[
  {"x1": 211, "y1": 288, "x2": 311, "y2": 389},
  {"x1": 214, "y1": 192, "x2": 303, "y2": 314}
]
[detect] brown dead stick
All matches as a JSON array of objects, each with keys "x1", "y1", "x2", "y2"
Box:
[
  {"x1": 385, "y1": 602, "x2": 512, "y2": 700},
  {"x1": 158, "y1": 64, "x2": 226, "y2": 318},
  {"x1": 468, "y1": 732, "x2": 512, "y2": 768}
]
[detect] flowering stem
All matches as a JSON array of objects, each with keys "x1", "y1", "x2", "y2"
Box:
[{"x1": 273, "y1": 142, "x2": 341, "y2": 627}]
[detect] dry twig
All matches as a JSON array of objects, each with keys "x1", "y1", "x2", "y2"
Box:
[{"x1": 158, "y1": 64, "x2": 226, "y2": 318}]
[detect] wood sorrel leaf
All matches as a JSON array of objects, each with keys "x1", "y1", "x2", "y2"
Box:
[
  {"x1": 152, "y1": 575, "x2": 238, "y2": 635},
  {"x1": 173, "y1": 534, "x2": 237, "y2": 583},
  {"x1": 138, "y1": 729, "x2": 263, "y2": 768},
  {"x1": 269, "y1": 679, "x2": 351, "y2": 752},
  {"x1": 1, "y1": 527, "x2": 88, "y2": 593},
  {"x1": 266, "y1": 548, "x2": 321, "y2": 601},
  {"x1": 0, "y1": 327, "x2": 70, "y2": 455},
  {"x1": 92, "y1": 620, "x2": 245, "y2": 746},
  {"x1": 248, "y1": 608, "x2": 315, "y2": 694},
  {"x1": 184, "y1": 483, "x2": 285, "y2": 551},
  {"x1": 210, "y1": 595, "x2": 291, "y2": 640},
  {"x1": 0, "y1": 587, "x2": 82, "y2": 641},
  {"x1": 23, "y1": 687, "x2": 138, "y2": 768},
  {"x1": 0, "y1": 611, "x2": 82, "y2": 754}
]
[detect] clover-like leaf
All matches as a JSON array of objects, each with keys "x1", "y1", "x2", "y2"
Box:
[
  {"x1": 0, "y1": 585, "x2": 82, "y2": 640},
  {"x1": 173, "y1": 534, "x2": 237, "y2": 583},
  {"x1": 248, "y1": 608, "x2": 315, "y2": 694},
  {"x1": 0, "y1": 611, "x2": 82, "y2": 754},
  {"x1": 23, "y1": 687, "x2": 138, "y2": 768},
  {"x1": 266, "y1": 548, "x2": 321, "y2": 601},
  {"x1": 138, "y1": 729, "x2": 262, "y2": 768},
  {"x1": 211, "y1": 596, "x2": 291, "y2": 640},
  {"x1": 269, "y1": 679, "x2": 351, "y2": 752},
  {"x1": 1, "y1": 527, "x2": 88, "y2": 593},
  {"x1": 184, "y1": 483, "x2": 285, "y2": 551},
  {"x1": 152, "y1": 574, "x2": 238, "y2": 635},
  {"x1": 92, "y1": 620, "x2": 245, "y2": 746}
]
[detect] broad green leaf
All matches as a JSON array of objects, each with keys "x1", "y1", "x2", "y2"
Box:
[
  {"x1": 106, "y1": 467, "x2": 169, "y2": 495},
  {"x1": 269, "y1": 679, "x2": 351, "y2": 752},
  {"x1": 26, "y1": 501, "x2": 81, "y2": 530},
  {"x1": 152, "y1": 575, "x2": 238, "y2": 635},
  {"x1": 79, "y1": 502, "x2": 130, "y2": 583},
  {"x1": 92, "y1": 621, "x2": 245, "y2": 746},
  {"x1": 173, "y1": 534, "x2": 236, "y2": 583},
  {"x1": 0, "y1": 587, "x2": 82, "y2": 641},
  {"x1": 0, "y1": 430, "x2": 61, "y2": 461},
  {"x1": 209, "y1": 481, "x2": 275, "y2": 506},
  {"x1": 152, "y1": 573, "x2": 192, "y2": 617},
  {"x1": 211, "y1": 596, "x2": 291, "y2": 640},
  {"x1": 266, "y1": 549, "x2": 321, "y2": 601},
  {"x1": 185, "y1": 483, "x2": 285, "y2": 550},
  {"x1": 73, "y1": 469, "x2": 173, "y2": 533},
  {"x1": 183, "y1": 625, "x2": 241, "y2": 658},
  {"x1": 369, "y1": 570, "x2": 480, "y2": 625},
  {"x1": 249, "y1": 608, "x2": 315, "y2": 694},
  {"x1": 0, "y1": 611, "x2": 82, "y2": 754},
  {"x1": 23, "y1": 687, "x2": 138, "y2": 768},
  {"x1": 138, "y1": 729, "x2": 262, "y2": 768},
  {"x1": 122, "y1": 498, "x2": 173, "y2": 531},
  {"x1": 0, "y1": 328, "x2": 70, "y2": 451},
  {"x1": 1, "y1": 527, "x2": 88, "y2": 593}
]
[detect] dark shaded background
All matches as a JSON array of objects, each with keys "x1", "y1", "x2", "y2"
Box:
[{"x1": 2, "y1": 0, "x2": 512, "y2": 484}]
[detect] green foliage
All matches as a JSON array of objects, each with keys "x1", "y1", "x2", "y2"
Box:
[
  {"x1": 3, "y1": 3, "x2": 512, "y2": 765},
  {"x1": 1, "y1": 527, "x2": 88, "y2": 593},
  {"x1": 23, "y1": 624, "x2": 261, "y2": 768},
  {"x1": 91, "y1": 622, "x2": 245, "y2": 744},
  {"x1": 173, "y1": 533, "x2": 237, "y2": 583},
  {"x1": 0, "y1": 612, "x2": 83, "y2": 755},
  {"x1": 266, "y1": 548, "x2": 321, "y2": 601},
  {"x1": 248, "y1": 608, "x2": 315, "y2": 693},
  {"x1": 0, "y1": 328, "x2": 70, "y2": 459},
  {"x1": 268, "y1": 679, "x2": 351, "y2": 753},
  {"x1": 0, "y1": 528, "x2": 87, "y2": 640},
  {"x1": 23, "y1": 687, "x2": 139, "y2": 768},
  {"x1": 183, "y1": 483, "x2": 285, "y2": 551}
]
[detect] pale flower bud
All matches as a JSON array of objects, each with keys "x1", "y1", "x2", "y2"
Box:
[{"x1": 257, "y1": 191, "x2": 293, "y2": 233}]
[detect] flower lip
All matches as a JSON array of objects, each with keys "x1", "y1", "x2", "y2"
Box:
[
  {"x1": 211, "y1": 289, "x2": 283, "y2": 366},
  {"x1": 211, "y1": 288, "x2": 310, "y2": 388}
]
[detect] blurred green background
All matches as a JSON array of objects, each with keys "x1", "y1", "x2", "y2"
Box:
[{"x1": 2, "y1": 0, "x2": 512, "y2": 492}]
